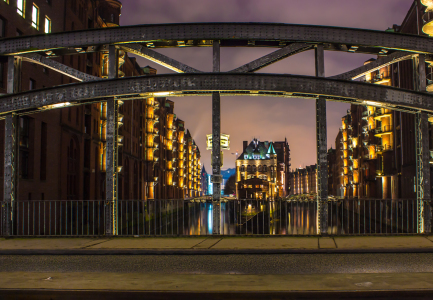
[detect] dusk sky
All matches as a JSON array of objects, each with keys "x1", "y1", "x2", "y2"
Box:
[{"x1": 119, "y1": 0, "x2": 413, "y2": 172}]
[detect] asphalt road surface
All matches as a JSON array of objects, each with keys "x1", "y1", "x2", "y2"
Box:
[{"x1": 2, "y1": 253, "x2": 433, "y2": 274}]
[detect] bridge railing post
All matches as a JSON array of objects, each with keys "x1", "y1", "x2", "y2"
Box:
[
  {"x1": 315, "y1": 44, "x2": 329, "y2": 236},
  {"x1": 105, "y1": 45, "x2": 120, "y2": 236},
  {"x1": 212, "y1": 40, "x2": 221, "y2": 235},
  {"x1": 414, "y1": 54, "x2": 431, "y2": 234}
]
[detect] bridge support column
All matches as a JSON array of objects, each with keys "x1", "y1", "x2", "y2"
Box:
[
  {"x1": 2, "y1": 56, "x2": 22, "y2": 236},
  {"x1": 2, "y1": 114, "x2": 18, "y2": 237},
  {"x1": 315, "y1": 45, "x2": 329, "y2": 235},
  {"x1": 414, "y1": 54, "x2": 431, "y2": 234},
  {"x1": 212, "y1": 40, "x2": 221, "y2": 235},
  {"x1": 105, "y1": 45, "x2": 119, "y2": 236}
]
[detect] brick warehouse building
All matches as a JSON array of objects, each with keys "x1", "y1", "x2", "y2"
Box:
[
  {"x1": 329, "y1": 0, "x2": 433, "y2": 199},
  {"x1": 0, "y1": 0, "x2": 202, "y2": 201},
  {"x1": 235, "y1": 138, "x2": 291, "y2": 200}
]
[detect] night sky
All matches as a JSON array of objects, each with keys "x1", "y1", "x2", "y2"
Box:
[{"x1": 119, "y1": 0, "x2": 413, "y2": 172}]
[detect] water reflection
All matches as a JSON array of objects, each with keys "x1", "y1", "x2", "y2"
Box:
[{"x1": 181, "y1": 200, "x2": 318, "y2": 235}]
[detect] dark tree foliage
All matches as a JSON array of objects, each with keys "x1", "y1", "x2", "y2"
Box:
[{"x1": 224, "y1": 174, "x2": 236, "y2": 195}]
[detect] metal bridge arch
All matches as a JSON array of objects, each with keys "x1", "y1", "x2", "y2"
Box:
[{"x1": 1, "y1": 22, "x2": 432, "y2": 236}]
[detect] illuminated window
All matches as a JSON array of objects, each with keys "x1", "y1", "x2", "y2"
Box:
[
  {"x1": 44, "y1": 16, "x2": 51, "y2": 33},
  {"x1": 17, "y1": 0, "x2": 25, "y2": 17},
  {"x1": 32, "y1": 4, "x2": 39, "y2": 29}
]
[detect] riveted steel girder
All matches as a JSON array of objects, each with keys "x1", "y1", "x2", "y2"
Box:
[
  {"x1": 21, "y1": 53, "x2": 101, "y2": 82},
  {"x1": 315, "y1": 45, "x2": 328, "y2": 235},
  {"x1": 120, "y1": 44, "x2": 202, "y2": 73},
  {"x1": 331, "y1": 51, "x2": 414, "y2": 80},
  {"x1": 2, "y1": 23, "x2": 433, "y2": 55},
  {"x1": 212, "y1": 41, "x2": 221, "y2": 235},
  {"x1": 229, "y1": 43, "x2": 312, "y2": 73},
  {"x1": 2, "y1": 73, "x2": 433, "y2": 115},
  {"x1": 105, "y1": 98, "x2": 119, "y2": 236},
  {"x1": 2, "y1": 113, "x2": 18, "y2": 236},
  {"x1": 7, "y1": 56, "x2": 22, "y2": 94},
  {"x1": 413, "y1": 54, "x2": 431, "y2": 234}
]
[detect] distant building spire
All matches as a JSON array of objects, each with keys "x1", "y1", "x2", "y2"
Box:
[{"x1": 267, "y1": 142, "x2": 277, "y2": 155}]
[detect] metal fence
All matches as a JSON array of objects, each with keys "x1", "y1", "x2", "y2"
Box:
[
  {"x1": 0, "y1": 198, "x2": 429, "y2": 236},
  {"x1": 327, "y1": 198, "x2": 427, "y2": 235}
]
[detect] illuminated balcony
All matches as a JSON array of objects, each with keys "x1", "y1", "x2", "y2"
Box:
[
  {"x1": 422, "y1": 1, "x2": 433, "y2": 36},
  {"x1": 373, "y1": 76, "x2": 391, "y2": 85},
  {"x1": 373, "y1": 109, "x2": 392, "y2": 120},
  {"x1": 374, "y1": 125, "x2": 393, "y2": 136},
  {"x1": 376, "y1": 144, "x2": 393, "y2": 153},
  {"x1": 149, "y1": 101, "x2": 160, "y2": 109},
  {"x1": 364, "y1": 154, "x2": 377, "y2": 160}
]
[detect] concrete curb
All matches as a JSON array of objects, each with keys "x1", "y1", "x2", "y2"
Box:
[
  {"x1": 2, "y1": 247, "x2": 433, "y2": 255},
  {"x1": 1, "y1": 289, "x2": 433, "y2": 300}
]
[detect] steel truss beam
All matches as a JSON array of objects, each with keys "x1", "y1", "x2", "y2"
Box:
[
  {"x1": 21, "y1": 53, "x2": 101, "y2": 82},
  {"x1": 212, "y1": 41, "x2": 221, "y2": 235},
  {"x1": 229, "y1": 43, "x2": 312, "y2": 73},
  {"x1": 330, "y1": 51, "x2": 414, "y2": 80},
  {"x1": 120, "y1": 44, "x2": 202, "y2": 73},
  {"x1": 105, "y1": 98, "x2": 119, "y2": 236},
  {"x1": 2, "y1": 73, "x2": 433, "y2": 115},
  {"x1": 413, "y1": 54, "x2": 431, "y2": 234},
  {"x1": 315, "y1": 45, "x2": 328, "y2": 235},
  {"x1": 105, "y1": 45, "x2": 119, "y2": 236},
  {"x1": 2, "y1": 23, "x2": 433, "y2": 56}
]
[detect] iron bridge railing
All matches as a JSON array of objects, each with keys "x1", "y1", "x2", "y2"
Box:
[{"x1": 0, "y1": 198, "x2": 430, "y2": 236}]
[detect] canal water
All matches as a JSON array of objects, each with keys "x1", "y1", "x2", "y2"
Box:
[{"x1": 143, "y1": 200, "x2": 318, "y2": 236}]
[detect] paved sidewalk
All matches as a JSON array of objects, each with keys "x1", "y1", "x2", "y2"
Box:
[{"x1": 0, "y1": 235, "x2": 433, "y2": 254}]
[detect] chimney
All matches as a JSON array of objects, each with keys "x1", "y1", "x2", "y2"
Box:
[{"x1": 243, "y1": 141, "x2": 248, "y2": 152}]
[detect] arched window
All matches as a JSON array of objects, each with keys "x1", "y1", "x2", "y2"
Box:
[
  {"x1": 258, "y1": 165, "x2": 262, "y2": 172},
  {"x1": 247, "y1": 165, "x2": 251, "y2": 172},
  {"x1": 240, "y1": 165, "x2": 245, "y2": 172},
  {"x1": 263, "y1": 165, "x2": 267, "y2": 172},
  {"x1": 252, "y1": 166, "x2": 257, "y2": 172}
]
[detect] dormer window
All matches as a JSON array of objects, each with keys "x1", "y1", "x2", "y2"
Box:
[{"x1": 244, "y1": 154, "x2": 248, "y2": 159}]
